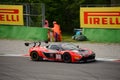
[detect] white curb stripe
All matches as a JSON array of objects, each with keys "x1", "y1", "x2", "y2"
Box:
[
  {"x1": 0, "y1": 54, "x2": 120, "y2": 62},
  {"x1": 0, "y1": 54, "x2": 23, "y2": 56},
  {"x1": 96, "y1": 58, "x2": 119, "y2": 62}
]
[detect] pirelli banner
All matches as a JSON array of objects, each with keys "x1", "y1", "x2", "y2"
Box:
[
  {"x1": 80, "y1": 7, "x2": 120, "y2": 28},
  {"x1": 0, "y1": 5, "x2": 24, "y2": 25}
]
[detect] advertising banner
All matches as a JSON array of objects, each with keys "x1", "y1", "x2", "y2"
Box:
[
  {"x1": 0, "y1": 5, "x2": 24, "y2": 25},
  {"x1": 80, "y1": 7, "x2": 120, "y2": 28}
]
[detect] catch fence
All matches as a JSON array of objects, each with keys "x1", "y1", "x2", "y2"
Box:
[{"x1": 0, "y1": 2, "x2": 45, "y2": 27}]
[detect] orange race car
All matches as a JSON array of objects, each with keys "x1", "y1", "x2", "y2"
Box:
[{"x1": 25, "y1": 42, "x2": 95, "y2": 63}]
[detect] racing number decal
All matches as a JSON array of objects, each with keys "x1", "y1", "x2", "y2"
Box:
[{"x1": 56, "y1": 54, "x2": 61, "y2": 59}]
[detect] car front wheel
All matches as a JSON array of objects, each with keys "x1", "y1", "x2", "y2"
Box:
[{"x1": 63, "y1": 53, "x2": 71, "y2": 63}]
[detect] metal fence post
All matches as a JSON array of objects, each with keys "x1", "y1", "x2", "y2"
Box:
[{"x1": 25, "y1": 4, "x2": 30, "y2": 27}]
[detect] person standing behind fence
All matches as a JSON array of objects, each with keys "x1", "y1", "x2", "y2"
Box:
[
  {"x1": 44, "y1": 20, "x2": 49, "y2": 28},
  {"x1": 44, "y1": 20, "x2": 51, "y2": 41},
  {"x1": 52, "y1": 21, "x2": 62, "y2": 42}
]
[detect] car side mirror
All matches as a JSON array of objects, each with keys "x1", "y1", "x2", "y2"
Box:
[
  {"x1": 56, "y1": 48, "x2": 60, "y2": 51},
  {"x1": 46, "y1": 45, "x2": 49, "y2": 48},
  {"x1": 77, "y1": 45, "x2": 79, "y2": 48}
]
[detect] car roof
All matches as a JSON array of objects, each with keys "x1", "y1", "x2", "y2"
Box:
[
  {"x1": 49, "y1": 42, "x2": 70, "y2": 46},
  {"x1": 48, "y1": 42, "x2": 76, "y2": 48}
]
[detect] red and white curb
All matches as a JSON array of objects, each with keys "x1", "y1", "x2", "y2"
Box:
[{"x1": 0, "y1": 54, "x2": 120, "y2": 62}]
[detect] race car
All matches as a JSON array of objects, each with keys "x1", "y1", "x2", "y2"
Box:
[{"x1": 25, "y1": 42, "x2": 95, "y2": 63}]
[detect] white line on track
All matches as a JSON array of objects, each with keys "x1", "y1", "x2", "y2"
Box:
[
  {"x1": 0, "y1": 54, "x2": 24, "y2": 56},
  {"x1": 0, "y1": 53, "x2": 29, "y2": 57},
  {"x1": 96, "y1": 58, "x2": 119, "y2": 62},
  {"x1": 0, "y1": 54, "x2": 120, "y2": 62}
]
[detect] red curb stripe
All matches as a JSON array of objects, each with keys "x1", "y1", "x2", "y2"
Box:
[
  {"x1": 114, "y1": 60, "x2": 120, "y2": 62},
  {"x1": 22, "y1": 54, "x2": 29, "y2": 57}
]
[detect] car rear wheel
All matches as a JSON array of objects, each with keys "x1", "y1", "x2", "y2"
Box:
[
  {"x1": 30, "y1": 51, "x2": 42, "y2": 61},
  {"x1": 63, "y1": 53, "x2": 71, "y2": 63}
]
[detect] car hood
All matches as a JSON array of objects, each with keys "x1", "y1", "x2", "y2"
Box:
[{"x1": 72, "y1": 48, "x2": 93, "y2": 56}]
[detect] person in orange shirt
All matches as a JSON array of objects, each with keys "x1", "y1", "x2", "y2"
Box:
[{"x1": 52, "y1": 21, "x2": 62, "y2": 42}]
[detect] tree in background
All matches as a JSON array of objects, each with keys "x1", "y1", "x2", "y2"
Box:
[
  {"x1": 0, "y1": 0, "x2": 111, "y2": 32},
  {"x1": 42, "y1": 0, "x2": 85, "y2": 32}
]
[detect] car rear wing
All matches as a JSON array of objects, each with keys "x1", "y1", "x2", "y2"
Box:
[{"x1": 24, "y1": 41, "x2": 48, "y2": 47}]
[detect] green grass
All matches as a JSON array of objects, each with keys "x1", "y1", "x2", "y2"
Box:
[
  {"x1": 62, "y1": 33, "x2": 79, "y2": 42},
  {"x1": 62, "y1": 32, "x2": 90, "y2": 43},
  {"x1": 62, "y1": 33, "x2": 120, "y2": 44}
]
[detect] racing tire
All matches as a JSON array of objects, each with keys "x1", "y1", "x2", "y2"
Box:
[
  {"x1": 30, "y1": 51, "x2": 43, "y2": 61},
  {"x1": 63, "y1": 53, "x2": 71, "y2": 63}
]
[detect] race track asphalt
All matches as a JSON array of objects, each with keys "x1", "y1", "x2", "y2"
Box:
[
  {"x1": 0, "y1": 39, "x2": 120, "y2": 80},
  {"x1": 0, "y1": 56, "x2": 120, "y2": 80}
]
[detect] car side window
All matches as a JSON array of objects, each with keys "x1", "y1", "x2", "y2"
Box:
[{"x1": 49, "y1": 45, "x2": 60, "y2": 50}]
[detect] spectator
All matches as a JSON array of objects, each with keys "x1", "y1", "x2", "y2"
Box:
[
  {"x1": 44, "y1": 20, "x2": 50, "y2": 41},
  {"x1": 44, "y1": 20, "x2": 49, "y2": 28},
  {"x1": 52, "y1": 21, "x2": 62, "y2": 42}
]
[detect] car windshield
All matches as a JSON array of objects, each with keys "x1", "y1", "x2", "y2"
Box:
[{"x1": 61, "y1": 43, "x2": 78, "y2": 50}]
